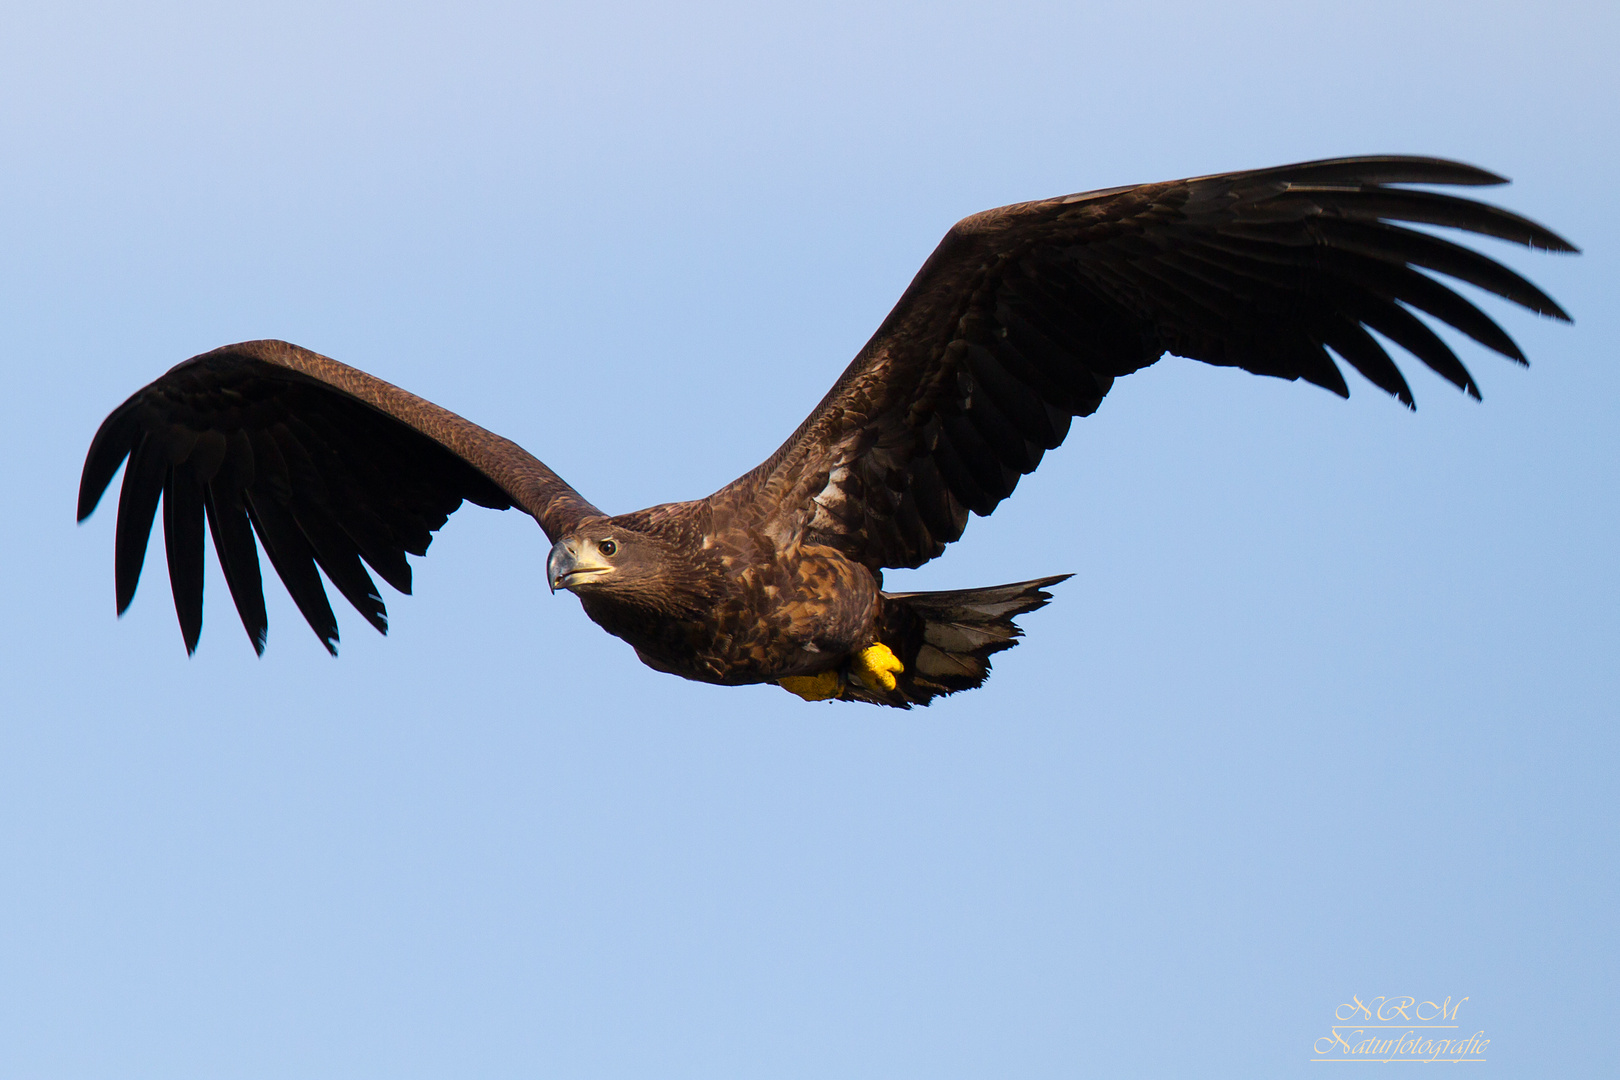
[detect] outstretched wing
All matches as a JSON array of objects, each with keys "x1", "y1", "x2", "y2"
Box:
[
  {"x1": 721, "y1": 156, "x2": 1576, "y2": 572},
  {"x1": 78, "y1": 339, "x2": 601, "y2": 654}
]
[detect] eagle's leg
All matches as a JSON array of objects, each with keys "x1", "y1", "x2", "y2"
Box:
[
  {"x1": 778, "y1": 669, "x2": 843, "y2": 701},
  {"x1": 778, "y1": 644, "x2": 904, "y2": 701},
  {"x1": 851, "y1": 642, "x2": 904, "y2": 693}
]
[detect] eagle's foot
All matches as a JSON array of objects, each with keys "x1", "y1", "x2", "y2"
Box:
[
  {"x1": 851, "y1": 642, "x2": 904, "y2": 693},
  {"x1": 778, "y1": 669, "x2": 843, "y2": 701}
]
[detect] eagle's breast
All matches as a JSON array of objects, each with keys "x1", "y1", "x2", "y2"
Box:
[{"x1": 588, "y1": 537, "x2": 882, "y2": 687}]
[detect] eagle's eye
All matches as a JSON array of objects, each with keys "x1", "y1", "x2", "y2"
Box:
[{"x1": 599, "y1": 539, "x2": 618, "y2": 557}]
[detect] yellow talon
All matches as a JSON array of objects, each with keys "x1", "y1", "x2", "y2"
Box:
[
  {"x1": 778, "y1": 669, "x2": 843, "y2": 701},
  {"x1": 852, "y1": 642, "x2": 904, "y2": 693}
]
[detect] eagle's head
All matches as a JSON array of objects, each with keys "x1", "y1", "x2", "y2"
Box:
[{"x1": 546, "y1": 520, "x2": 713, "y2": 619}]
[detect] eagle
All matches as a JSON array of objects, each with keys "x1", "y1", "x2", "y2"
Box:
[{"x1": 77, "y1": 156, "x2": 1574, "y2": 707}]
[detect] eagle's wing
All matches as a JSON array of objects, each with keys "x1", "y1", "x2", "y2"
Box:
[
  {"x1": 720, "y1": 156, "x2": 1575, "y2": 571},
  {"x1": 78, "y1": 339, "x2": 601, "y2": 654}
]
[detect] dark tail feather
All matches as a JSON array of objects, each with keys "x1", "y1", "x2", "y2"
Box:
[{"x1": 855, "y1": 574, "x2": 1070, "y2": 708}]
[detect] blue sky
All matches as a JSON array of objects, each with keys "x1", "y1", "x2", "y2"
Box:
[{"x1": 1, "y1": 1, "x2": 1614, "y2": 1076}]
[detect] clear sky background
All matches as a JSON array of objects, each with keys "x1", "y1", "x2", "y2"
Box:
[{"x1": 0, "y1": 1, "x2": 1614, "y2": 1076}]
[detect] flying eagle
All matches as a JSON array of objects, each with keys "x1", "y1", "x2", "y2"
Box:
[{"x1": 77, "y1": 156, "x2": 1574, "y2": 707}]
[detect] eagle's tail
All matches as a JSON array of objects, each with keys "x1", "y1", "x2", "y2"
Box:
[{"x1": 852, "y1": 574, "x2": 1070, "y2": 708}]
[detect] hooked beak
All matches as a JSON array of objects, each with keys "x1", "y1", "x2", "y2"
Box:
[{"x1": 547, "y1": 538, "x2": 612, "y2": 593}]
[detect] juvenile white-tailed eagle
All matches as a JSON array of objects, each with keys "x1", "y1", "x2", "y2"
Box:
[{"x1": 78, "y1": 157, "x2": 1575, "y2": 706}]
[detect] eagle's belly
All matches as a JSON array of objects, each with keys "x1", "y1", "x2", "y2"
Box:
[{"x1": 585, "y1": 546, "x2": 881, "y2": 687}]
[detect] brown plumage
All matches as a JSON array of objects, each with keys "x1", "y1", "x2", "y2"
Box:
[{"x1": 77, "y1": 157, "x2": 1576, "y2": 707}]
